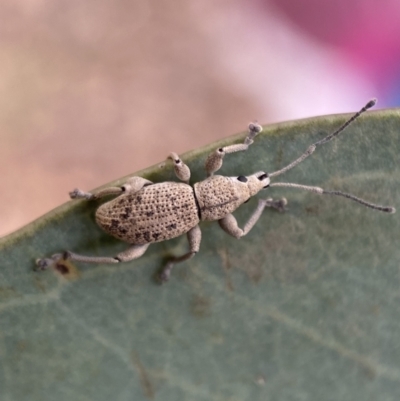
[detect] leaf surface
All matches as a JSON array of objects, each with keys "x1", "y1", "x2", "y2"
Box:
[{"x1": 1, "y1": 109, "x2": 399, "y2": 401}]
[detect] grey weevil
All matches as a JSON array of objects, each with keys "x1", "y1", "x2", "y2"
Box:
[{"x1": 36, "y1": 99, "x2": 395, "y2": 282}]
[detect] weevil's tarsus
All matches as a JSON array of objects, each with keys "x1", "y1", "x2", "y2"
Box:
[
  {"x1": 158, "y1": 225, "x2": 201, "y2": 283},
  {"x1": 245, "y1": 122, "x2": 263, "y2": 145},
  {"x1": 35, "y1": 254, "x2": 63, "y2": 271},
  {"x1": 270, "y1": 99, "x2": 376, "y2": 178},
  {"x1": 205, "y1": 122, "x2": 262, "y2": 176},
  {"x1": 270, "y1": 182, "x2": 395, "y2": 213},
  {"x1": 265, "y1": 197, "x2": 288, "y2": 212}
]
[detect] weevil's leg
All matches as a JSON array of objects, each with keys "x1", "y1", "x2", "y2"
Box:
[
  {"x1": 168, "y1": 152, "x2": 191, "y2": 183},
  {"x1": 69, "y1": 187, "x2": 123, "y2": 200},
  {"x1": 205, "y1": 123, "x2": 262, "y2": 176},
  {"x1": 158, "y1": 225, "x2": 201, "y2": 283},
  {"x1": 69, "y1": 177, "x2": 153, "y2": 201},
  {"x1": 35, "y1": 244, "x2": 150, "y2": 270},
  {"x1": 218, "y1": 198, "x2": 286, "y2": 239}
]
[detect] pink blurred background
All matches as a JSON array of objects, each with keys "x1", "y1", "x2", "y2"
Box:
[{"x1": 1, "y1": 0, "x2": 399, "y2": 236}]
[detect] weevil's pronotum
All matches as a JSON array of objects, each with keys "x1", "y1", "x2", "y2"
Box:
[{"x1": 36, "y1": 99, "x2": 395, "y2": 282}]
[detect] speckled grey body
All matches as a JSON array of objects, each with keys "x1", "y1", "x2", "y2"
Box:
[
  {"x1": 96, "y1": 182, "x2": 200, "y2": 245},
  {"x1": 36, "y1": 102, "x2": 394, "y2": 283},
  {"x1": 95, "y1": 175, "x2": 264, "y2": 245}
]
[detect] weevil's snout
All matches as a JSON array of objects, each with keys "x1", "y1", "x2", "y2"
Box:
[{"x1": 246, "y1": 172, "x2": 270, "y2": 196}]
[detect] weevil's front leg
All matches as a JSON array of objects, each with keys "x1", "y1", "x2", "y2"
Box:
[
  {"x1": 218, "y1": 198, "x2": 287, "y2": 239},
  {"x1": 158, "y1": 225, "x2": 201, "y2": 283},
  {"x1": 205, "y1": 123, "x2": 262, "y2": 176},
  {"x1": 69, "y1": 176, "x2": 153, "y2": 201},
  {"x1": 35, "y1": 244, "x2": 150, "y2": 270},
  {"x1": 167, "y1": 152, "x2": 191, "y2": 183}
]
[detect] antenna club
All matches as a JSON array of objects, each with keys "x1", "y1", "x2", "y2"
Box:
[
  {"x1": 366, "y1": 98, "x2": 377, "y2": 109},
  {"x1": 388, "y1": 207, "x2": 396, "y2": 214}
]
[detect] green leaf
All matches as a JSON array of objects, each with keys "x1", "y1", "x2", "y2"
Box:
[{"x1": 1, "y1": 109, "x2": 399, "y2": 401}]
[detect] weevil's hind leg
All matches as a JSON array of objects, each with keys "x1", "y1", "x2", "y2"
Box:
[
  {"x1": 205, "y1": 123, "x2": 262, "y2": 176},
  {"x1": 218, "y1": 198, "x2": 287, "y2": 239},
  {"x1": 35, "y1": 244, "x2": 150, "y2": 270},
  {"x1": 69, "y1": 176, "x2": 153, "y2": 201},
  {"x1": 167, "y1": 152, "x2": 191, "y2": 183},
  {"x1": 158, "y1": 225, "x2": 201, "y2": 283}
]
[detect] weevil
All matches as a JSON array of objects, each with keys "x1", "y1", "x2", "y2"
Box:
[{"x1": 36, "y1": 99, "x2": 395, "y2": 282}]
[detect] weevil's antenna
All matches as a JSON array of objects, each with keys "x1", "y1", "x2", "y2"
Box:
[
  {"x1": 266, "y1": 99, "x2": 395, "y2": 213},
  {"x1": 270, "y1": 182, "x2": 395, "y2": 213},
  {"x1": 269, "y1": 99, "x2": 376, "y2": 178}
]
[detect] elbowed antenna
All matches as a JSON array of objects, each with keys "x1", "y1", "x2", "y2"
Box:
[
  {"x1": 267, "y1": 99, "x2": 395, "y2": 214},
  {"x1": 269, "y1": 99, "x2": 376, "y2": 178}
]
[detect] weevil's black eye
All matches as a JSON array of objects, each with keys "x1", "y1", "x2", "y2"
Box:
[
  {"x1": 237, "y1": 175, "x2": 247, "y2": 182},
  {"x1": 258, "y1": 173, "x2": 268, "y2": 181}
]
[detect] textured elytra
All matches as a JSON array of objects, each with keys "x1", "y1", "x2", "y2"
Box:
[
  {"x1": 96, "y1": 182, "x2": 199, "y2": 245},
  {"x1": 194, "y1": 175, "x2": 251, "y2": 221}
]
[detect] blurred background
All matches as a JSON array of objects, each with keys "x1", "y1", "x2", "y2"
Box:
[{"x1": 1, "y1": 0, "x2": 399, "y2": 236}]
